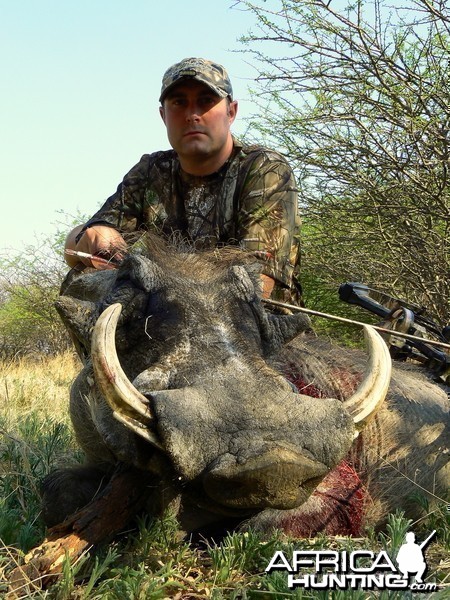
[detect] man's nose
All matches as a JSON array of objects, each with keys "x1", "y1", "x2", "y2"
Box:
[{"x1": 185, "y1": 103, "x2": 201, "y2": 122}]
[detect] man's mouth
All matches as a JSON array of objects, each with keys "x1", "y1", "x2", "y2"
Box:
[{"x1": 184, "y1": 130, "x2": 206, "y2": 137}]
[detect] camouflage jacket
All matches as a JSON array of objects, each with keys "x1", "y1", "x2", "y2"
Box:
[{"x1": 81, "y1": 138, "x2": 301, "y2": 300}]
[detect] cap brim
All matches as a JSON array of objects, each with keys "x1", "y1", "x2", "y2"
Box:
[{"x1": 159, "y1": 75, "x2": 229, "y2": 103}]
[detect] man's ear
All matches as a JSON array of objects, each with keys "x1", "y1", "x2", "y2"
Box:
[
  {"x1": 159, "y1": 105, "x2": 166, "y2": 124},
  {"x1": 228, "y1": 100, "x2": 238, "y2": 125}
]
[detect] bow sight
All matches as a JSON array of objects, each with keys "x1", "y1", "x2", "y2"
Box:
[{"x1": 339, "y1": 282, "x2": 450, "y2": 385}]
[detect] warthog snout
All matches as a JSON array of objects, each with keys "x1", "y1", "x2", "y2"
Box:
[{"x1": 203, "y1": 446, "x2": 329, "y2": 510}]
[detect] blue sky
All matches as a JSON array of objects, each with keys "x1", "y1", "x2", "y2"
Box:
[{"x1": 1, "y1": 0, "x2": 258, "y2": 253}]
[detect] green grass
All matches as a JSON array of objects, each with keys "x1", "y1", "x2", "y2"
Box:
[{"x1": 1, "y1": 355, "x2": 449, "y2": 598}]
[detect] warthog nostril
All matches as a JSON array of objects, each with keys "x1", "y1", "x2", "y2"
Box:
[{"x1": 203, "y1": 448, "x2": 329, "y2": 510}]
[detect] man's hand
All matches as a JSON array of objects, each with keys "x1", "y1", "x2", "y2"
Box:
[
  {"x1": 260, "y1": 274, "x2": 275, "y2": 299},
  {"x1": 65, "y1": 225, "x2": 127, "y2": 269}
]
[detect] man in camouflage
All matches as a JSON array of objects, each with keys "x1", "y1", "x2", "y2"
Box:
[{"x1": 65, "y1": 57, "x2": 301, "y2": 302}]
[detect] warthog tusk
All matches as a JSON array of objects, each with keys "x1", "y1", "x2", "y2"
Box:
[
  {"x1": 91, "y1": 303, "x2": 163, "y2": 450},
  {"x1": 343, "y1": 325, "x2": 392, "y2": 431},
  {"x1": 112, "y1": 411, "x2": 164, "y2": 447}
]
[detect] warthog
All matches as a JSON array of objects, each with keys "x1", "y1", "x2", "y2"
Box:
[{"x1": 45, "y1": 235, "x2": 449, "y2": 538}]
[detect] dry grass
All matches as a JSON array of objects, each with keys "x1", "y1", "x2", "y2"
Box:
[
  {"x1": 0, "y1": 351, "x2": 80, "y2": 423},
  {"x1": 0, "y1": 352, "x2": 83, "y2": 596}
]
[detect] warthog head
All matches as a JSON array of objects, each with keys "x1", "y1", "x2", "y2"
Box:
[{"x1": 56, "y1": 238, "x2": 391, "y2": 517}]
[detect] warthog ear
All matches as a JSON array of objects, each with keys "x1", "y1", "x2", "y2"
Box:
[
  {"x1": 267, "y1": 312, "x2": 314, "y2": 350},
  {"x1": 226, "y1": 262, "x2": 313, "y2": 354},
  {"x1": 119, "y1": 255, "x2": 164, "y2": 293},
  {"x1": 55, "y1": 296, "x2": 98, "y2": 361},
  {"x1": 230, "y1": 265, "x2": 258, "y2": 302}
]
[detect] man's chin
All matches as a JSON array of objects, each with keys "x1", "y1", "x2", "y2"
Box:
[{"x1": 179, "y1": 141, "x2": 212, "y2": 158}]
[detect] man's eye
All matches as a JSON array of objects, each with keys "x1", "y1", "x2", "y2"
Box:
[
  {"x1": 168, "y1": 97, "x2": 185, "y2": 107},
  {"x1": 200, "y1": 96, "x2": 216, "y2": 106}
]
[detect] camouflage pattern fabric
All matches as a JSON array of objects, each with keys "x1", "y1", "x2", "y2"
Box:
[
  {"x1": 81, "y1": 138, "x2": 302, "y2": 303},
  {"x1": 159, "y1": 57, "x2": 233, "y2": 102}
]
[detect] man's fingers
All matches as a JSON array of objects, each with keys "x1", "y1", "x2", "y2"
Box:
[{"x1": 79, "y1": 227, "x2": 127, "y2": 268}]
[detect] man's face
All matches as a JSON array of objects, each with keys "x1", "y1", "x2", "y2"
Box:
[{"x1": 159, "y1": 80, "x2": 238, "y2": 168}]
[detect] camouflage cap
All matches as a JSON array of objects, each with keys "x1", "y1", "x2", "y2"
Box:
[{"x1": 159, "y1": 57, "x2": 233, "y2": 103}]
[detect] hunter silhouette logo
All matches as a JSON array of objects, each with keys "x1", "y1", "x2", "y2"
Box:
[
  {"x1": 396, "y1": 530, "x2": 436, "y2": 584},
  {"x1": 265, "y1": 529, "x2": 438, "y2": 592}
]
